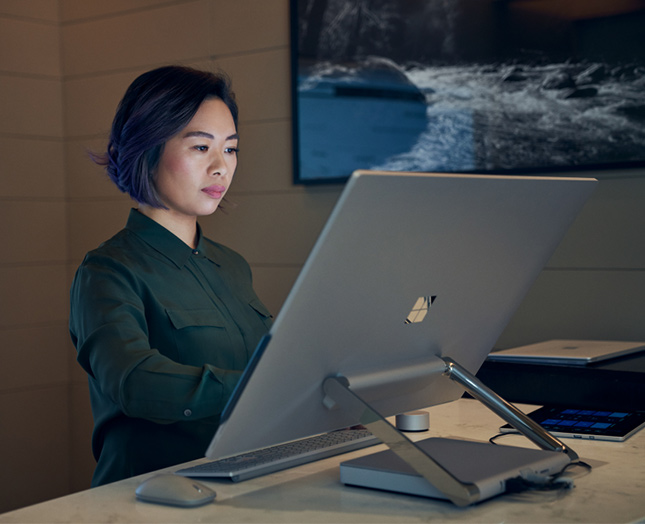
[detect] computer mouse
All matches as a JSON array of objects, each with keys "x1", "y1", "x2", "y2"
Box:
[{"x1": 135, "y1": 474, "x2": 216, "y2": 507}]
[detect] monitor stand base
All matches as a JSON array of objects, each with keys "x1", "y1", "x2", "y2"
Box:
[{"x1": 322, "y1": 355, "x2": 578, "y2": 506}]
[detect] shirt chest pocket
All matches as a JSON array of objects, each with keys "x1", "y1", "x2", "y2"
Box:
[{"x1": 165, "y1": 308, "x2": 235, "y2": 367}]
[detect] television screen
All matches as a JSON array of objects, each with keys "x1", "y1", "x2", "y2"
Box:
[{"x1": 291, "y1": 0, "x2": 645, "y2": 183}]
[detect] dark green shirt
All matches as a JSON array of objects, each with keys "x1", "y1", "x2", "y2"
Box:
[{"x1": 69, "y1": 209, "x2": 272, "y2": 486}]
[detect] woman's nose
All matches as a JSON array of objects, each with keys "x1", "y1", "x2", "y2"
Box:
[{"x1": 209, "y1": 153, "x2": 226, "y2": 177}]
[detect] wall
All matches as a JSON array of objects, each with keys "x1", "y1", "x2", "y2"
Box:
[
  {"x1": 497, "y1": 167, "x2": 645, "y2": 347},
  {"x1": 0, "y1": 0, "x2": 644, "y2": 514},
  {"x1": 0, "y1": 0, "x2": 71, "y2": 512}
]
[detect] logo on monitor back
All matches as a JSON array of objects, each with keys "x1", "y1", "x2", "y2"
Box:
[{"x1": 405, "y1": 296, "x2": 437, "y2": 324}]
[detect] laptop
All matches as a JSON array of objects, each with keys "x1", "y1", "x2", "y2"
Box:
[
  {"x1": 202, "y1": 171, "x2": 597, "y2": 504},
  {"x1": 487, "y1": 339, "x2": 645, "y2": 366},
  {"x1": 499, "y1": 405, "x2": 645, "y2": 442}
]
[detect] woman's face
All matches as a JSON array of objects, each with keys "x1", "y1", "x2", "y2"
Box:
[{"x1": 153, "y1": 97, "x2": 238, "y2": 221}]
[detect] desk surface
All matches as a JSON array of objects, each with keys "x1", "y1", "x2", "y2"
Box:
[{"x1": 1, "y1": 399, "x2": 644, "y2": 524}]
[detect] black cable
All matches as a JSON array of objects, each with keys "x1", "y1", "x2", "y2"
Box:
[
  {"x1": 488, "y1": 430, "x2": 521, "y2": 444},
  {"x1": 487, "y1": 431, "x2": 593, "y2": 495}
]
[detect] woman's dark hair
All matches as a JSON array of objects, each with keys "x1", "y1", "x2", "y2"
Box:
[{"x1": 93, "y1": 65, "x2": 238, "y2": 207}]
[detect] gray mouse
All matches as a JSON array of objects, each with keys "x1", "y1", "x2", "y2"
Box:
[{"x1": 135, "y1": 474, "x2": 216, "y2": 507}]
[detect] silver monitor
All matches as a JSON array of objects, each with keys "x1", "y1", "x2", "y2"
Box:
[{"x1": 206, "y1": 171, "x2": 597, "y2": 504}]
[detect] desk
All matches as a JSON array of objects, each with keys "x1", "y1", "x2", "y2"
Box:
[{"x1": 1, "y1": 399, "x2": 643, "y2": 523}]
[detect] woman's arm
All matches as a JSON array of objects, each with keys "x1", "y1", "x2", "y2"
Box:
[{"x1": 70, "y1": 254, "x2": 241, "y2": 424}]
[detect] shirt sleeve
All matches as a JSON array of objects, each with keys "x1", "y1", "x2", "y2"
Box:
[{"x1": 70, "y1": 253, "x2": 241, "y2": 424}]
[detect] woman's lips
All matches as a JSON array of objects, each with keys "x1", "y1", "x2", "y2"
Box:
[{"x1": 202, "y1": 185, "x2": 227, "y2": 199}]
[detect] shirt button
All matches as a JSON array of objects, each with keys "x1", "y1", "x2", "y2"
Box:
[
  {"x1": 183, "y1": 409, "x2": 192, "y2": 417},
  {"x1": 192, "y1": 249, "x2": 199, "y2": 255}
]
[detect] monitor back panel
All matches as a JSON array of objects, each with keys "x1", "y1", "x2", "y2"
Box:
[{"x1": 208, "y1": 171, "x2": 597, "y2": 460}]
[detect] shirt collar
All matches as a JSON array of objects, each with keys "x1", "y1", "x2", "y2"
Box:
[{"x1": 125, "y1": 209, "x2": 220, "y2": 268}]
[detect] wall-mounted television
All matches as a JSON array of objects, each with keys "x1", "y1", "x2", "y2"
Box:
[{"x1": 291, "y1": 0, "x2": 645, "y2": 184}]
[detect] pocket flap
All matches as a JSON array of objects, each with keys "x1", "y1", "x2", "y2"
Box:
[
  {"x1": 249, "y1": 298, "x2": 272, "y2": 318},
  {"x1": 166, "y1": 308, "x2": 227, "y2": 329}
]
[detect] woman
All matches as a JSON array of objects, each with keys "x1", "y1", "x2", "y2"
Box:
[{"x1": 69, "y1": 66, "x2": 273, "y2": 486}]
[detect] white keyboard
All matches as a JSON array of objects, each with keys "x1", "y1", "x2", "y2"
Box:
[{"x1": 176, "y1": 428, "x2": 378, "y2": 482}]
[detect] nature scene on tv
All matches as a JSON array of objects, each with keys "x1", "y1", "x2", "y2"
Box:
[{"x1": 293, "y1": 0, "x2": 645, "y2": 182}]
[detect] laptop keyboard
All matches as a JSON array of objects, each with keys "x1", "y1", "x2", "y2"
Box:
[{"x1": 176, "y1": 428, "x2": 379, "y2": 482}]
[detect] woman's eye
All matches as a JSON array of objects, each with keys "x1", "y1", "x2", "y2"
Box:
[
  {"x1": 225, "y1": 147, "x2": 239, "y2": 155},
  {"x1": 194, "y1": 145, "x2": 209, "y2": 152}
]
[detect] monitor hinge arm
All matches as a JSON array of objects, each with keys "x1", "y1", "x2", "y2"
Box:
[
  {"x1": 441, "y1": 357, "x2": 579, "y2": 461},
  {"x1": 323, "y1": 375, "x2": 481, "y2": 507}
]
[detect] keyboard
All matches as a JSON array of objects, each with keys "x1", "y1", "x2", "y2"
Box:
[{"x1": 176, "y1": 428, "x2": 379, "y2": 482}]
